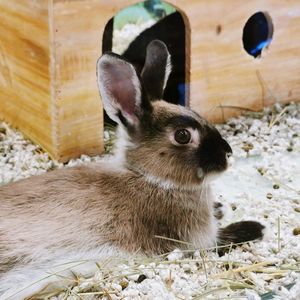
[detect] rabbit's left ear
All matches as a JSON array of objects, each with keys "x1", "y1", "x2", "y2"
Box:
[
  {"x1": 97, "y1": 53, "x2": 142, "y2": 126},
  {"x1": 141, "y1": 40, "x2": 172, "y2": 101}
]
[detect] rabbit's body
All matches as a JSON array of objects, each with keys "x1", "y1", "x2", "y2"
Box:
[
  {"x1": 0, "y1": 41, "x2": 264, "y2": 298},
  {"x1": 0, "y1": 148, "x2": 216, "y2": 261},
  {"x1": 0, "y1": 122, "x2": 216, "y2": 298}
]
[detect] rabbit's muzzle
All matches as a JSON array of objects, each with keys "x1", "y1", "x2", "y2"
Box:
[{"x1": 197, "y1": 128, "x2": 232, "y2": 174}]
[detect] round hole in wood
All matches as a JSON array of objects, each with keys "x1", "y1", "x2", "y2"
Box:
[{"x1": 243, "y1": 12, "x2": 274, "y2": 58}]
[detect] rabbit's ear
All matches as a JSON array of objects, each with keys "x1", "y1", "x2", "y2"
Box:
[
  {"x1": 141, "y1": 40, "x2": 172, "y2": 101},
  {"x1": 97, "y1": 53, "x2": 142, "y2": 126}
]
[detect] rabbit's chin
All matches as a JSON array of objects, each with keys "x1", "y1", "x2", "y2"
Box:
[
  {"x1": 197, "y1": 168, "x2": 204, "y2": 179},
  {"x1": 198, "y1": 154, "x2": 233, "y2": 182},
  {"x1": 197, "y1": 168, "x2": 226, "y2": 183}
]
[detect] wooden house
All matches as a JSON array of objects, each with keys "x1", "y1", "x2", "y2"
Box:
[{"x1": 0, "y1": 0, "x2": 299, "y2": 161}]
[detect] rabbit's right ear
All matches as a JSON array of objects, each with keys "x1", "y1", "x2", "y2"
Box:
[
  {"x1": 141, "y1": 40, "x2": 171, "y2": 101},
  {"x1": 97, "y1": 53, "x2": 142, "y2": 126}
]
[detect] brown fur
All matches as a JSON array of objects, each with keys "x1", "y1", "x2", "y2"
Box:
[{"x1": 0, "y1": 157, "x2": 213, "y2": 258}]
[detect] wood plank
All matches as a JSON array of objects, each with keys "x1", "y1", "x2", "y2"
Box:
[
  {"x1": 53, "y1": 0, "x2": 105, "y2": 161},
  {"x1": 0, "y1": 0, "x2": 54, "y2": 154},
  {"x1": 184, "y1": 0, "x2": 300, "y2": 121}
]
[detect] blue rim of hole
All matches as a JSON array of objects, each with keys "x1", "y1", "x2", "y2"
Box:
[{"x1": 243, "y1": 11, "x2": 274, "y2": 58}]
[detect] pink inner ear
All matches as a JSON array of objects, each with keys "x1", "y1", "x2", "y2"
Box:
[{"x1": 106, "y1": 63, "x2": 137, "y2": 118}]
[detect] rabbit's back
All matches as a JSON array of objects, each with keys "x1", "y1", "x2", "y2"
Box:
[{"x1": 0, "y1": 164, "x2": 124, "y2": 272}]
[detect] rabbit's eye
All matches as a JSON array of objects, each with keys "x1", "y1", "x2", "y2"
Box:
[{"x1": 174, "y1": 129, "x2": 191, "y2": 144}]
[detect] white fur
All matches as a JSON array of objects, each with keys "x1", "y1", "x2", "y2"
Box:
[
  {"x1": 163, "y1": 51, "x2": 172, "y2": 90},
  {"x1": 145, "y1": 173, "x2": 182, "y2": 190},
  {"x1": 197, "y1": 168, "x2": 204, "y2": 179},
  {"x1": 0, "y1": 245, "x2": 128, "y2": 300},
  {"x1": 109, "y1": 125, "x2": 135, "y2": 168},
  {"x1": 189, "y1": 219, "x2": 217, "y2": 250},
  {"x1": 189, "y1": 184, "x2": 218, "y2": 249},
  {"x1": 143, "y1": 173, "x2": 202, "y2": 192}
]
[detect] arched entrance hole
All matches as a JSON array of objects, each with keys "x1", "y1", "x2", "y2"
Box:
[{"x1": 102, "y1": 1, "x2": 190, "y2": 125}]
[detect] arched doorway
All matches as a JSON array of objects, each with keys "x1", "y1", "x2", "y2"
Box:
[{"x1": 102, "y1": 1, "x2": 190, "y2": 113}]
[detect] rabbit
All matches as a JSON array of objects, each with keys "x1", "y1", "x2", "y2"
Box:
[
  {"x1": 121, "y1": 11, "x2": 186, "y2": 105},
  {"x1": 0, "y1": 40, "x2": 265, "y2": 299}
]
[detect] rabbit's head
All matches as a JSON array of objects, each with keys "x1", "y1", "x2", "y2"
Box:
[{"x1": 97, "y1": 40, "x2": 232, "y2": 189}]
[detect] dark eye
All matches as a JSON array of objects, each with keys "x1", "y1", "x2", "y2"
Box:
[{"x1": 174, "y1": 129, "x2": 191, "y2": 144}]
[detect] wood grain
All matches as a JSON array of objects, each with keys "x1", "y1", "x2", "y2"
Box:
[
  {"x1": 53, "y1": 0, "x2": 104, "y2": 161},
  {"x1": 0, "y1": 0, "x2": 53, "y2": 154},
  {"x1": 185, "y1": 0, "x2": 300, "y2": 122},
  {"x1": 53, "y1": 0, "x2": 300, "y2": 126}
]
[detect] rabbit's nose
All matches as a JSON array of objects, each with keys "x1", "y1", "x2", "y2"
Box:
[{"x1": 222, "y1": 138, "x2": 232, "y2": 155}]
